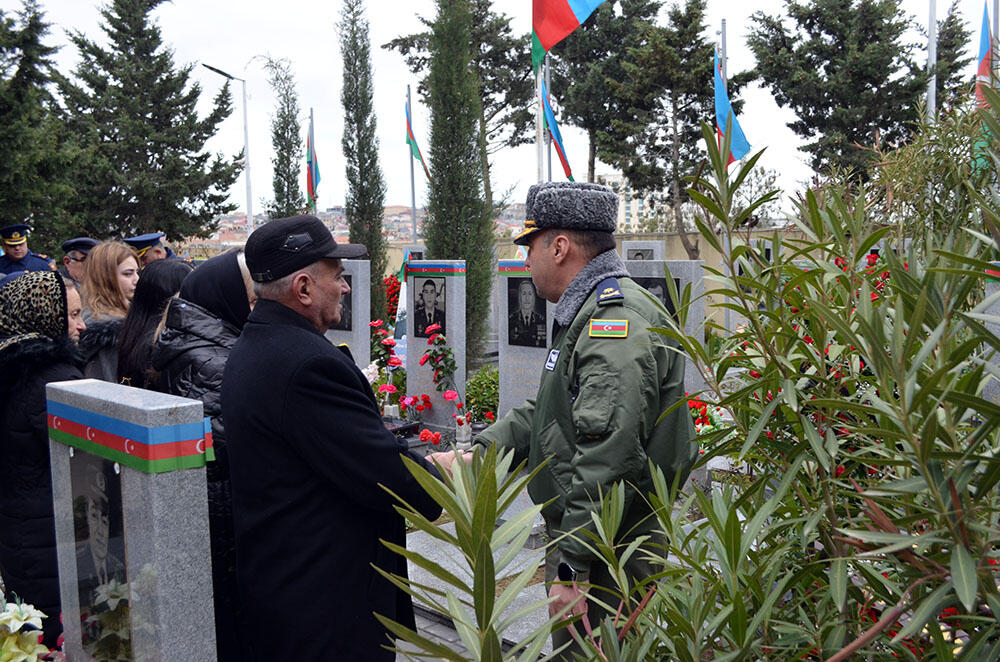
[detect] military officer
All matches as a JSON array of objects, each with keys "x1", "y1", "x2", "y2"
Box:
[
  {"x1": 508, "y1": 279, "x2": 546, "y2": 347},
  {"x1": 433, "y1": 182, "x2": 697, "y2": 660},
  {"x1": 0, "y1": 224, "x2": 56, "y2": 275},
  {"x1": 124, "y1": 232, "x2": 182, "y2": 266},
  {"x1": 59, "y1": 237, "x2": 99, "y2": 288}
]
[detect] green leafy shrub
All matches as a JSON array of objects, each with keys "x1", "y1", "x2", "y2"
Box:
[{"x1": 464, "y1": 365, "x2": 498, "y2": 423}]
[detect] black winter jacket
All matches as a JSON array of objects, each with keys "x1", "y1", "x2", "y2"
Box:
[
  {"x1": 0, "y1": 335, "x2": 84, "y2": 647},
  {"x1": 152, "y1": 298, "x2": 239, "y2": 483},
  {"x1": 78, "y1": 317, "x2": 122, "y2": 383}
]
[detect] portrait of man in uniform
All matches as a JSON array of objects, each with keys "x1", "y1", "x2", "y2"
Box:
[
  {"x1": 328, "y1": 275, "x2": 353, "y2": 331},
  {"x1": 626, "y1": 248, "x2": 653, "y2": 261},
  {"x1": 507, "y1": 278, "x2": 546, "y2": 348},
  {"x1": 413, "y1": 277, "x2": 445, "y2": 338}
]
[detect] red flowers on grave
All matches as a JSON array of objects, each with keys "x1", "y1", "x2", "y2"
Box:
[
  {"x1": 425, "y1": 323, "x2": 441, "y2": 334},
  {"x1": 485, "y1": 411, "x2": 495, "y2": 422}
]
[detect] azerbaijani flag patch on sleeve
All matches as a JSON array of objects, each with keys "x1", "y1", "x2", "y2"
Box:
[{"x1": 589, "y1": 319, "x2": 628, "y2": 338}]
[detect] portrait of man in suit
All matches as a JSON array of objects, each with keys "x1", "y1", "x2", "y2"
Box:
[
  {"x1": 507, "y1": 278, "x2": 546, "y2": 348},
  {"x1": 413, "y1": 277, "x2": 445, "y2": 337},
  {"x1": 328, "y1": 275, "x2": 353, "y2": 331},
  {"x1": 627, "y1": 248, "x2": 653, "y2": 261}
]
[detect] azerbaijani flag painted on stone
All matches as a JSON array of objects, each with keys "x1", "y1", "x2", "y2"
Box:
[
  {"x1": 406, "y1": 99, "x2": 432, "y2": 182},
  {"x1": 977, "y1": 2, "x2": 992, "y2": 109},
  {"x1": 714, "y1": 49, "x2": 750, "y2": 165},
  {"x1": 533, "y1": 0, "x2": 608, "y2": 69},
  {"x1": 541, "y1": 79, "x2": 574, "y2": 181},
  {"x1": 306, "y1": 112, "x2": 320, "y2": 212}
]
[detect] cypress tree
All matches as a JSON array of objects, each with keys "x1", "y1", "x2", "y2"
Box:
[
  {"x1": 339, "y1": 0, "x2": 388, "y2": 323},
  {"x1": 263, "y1": 57, "x2": 305, "y2": 219},
  {"x1": 60, "y1": 0, "x2": 240, "y2": 241},
  {"x1": 424, "y1": 0, "x2": 493, "y2": 364}
]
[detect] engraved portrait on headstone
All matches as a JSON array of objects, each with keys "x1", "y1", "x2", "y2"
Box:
[
  {"x1": 634, "y1": 276, "x2": 679, "y2": 319},
  {"x1": 413, "y1": 277, "x2": 446, "y2": 337},
  {"x1": 328, "y1": 274, "x2": 353, "y2": 331},
  {"x1": 71, "y1": 455, "x2": 127, "y2": 652},
  {"x1": 507, "y1": 278, "x2": 546, "y2": 347},
  {"x1": 627, "y1": 248, "x2": 653, "y2": 260},
  {"x1": 409, "y1": 251, "x2": 424, "y2": 261}
]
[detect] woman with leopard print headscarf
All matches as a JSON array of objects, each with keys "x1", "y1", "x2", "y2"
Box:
[{"x1": 0, "y1": 271, "x2": 86, "y2": 648}]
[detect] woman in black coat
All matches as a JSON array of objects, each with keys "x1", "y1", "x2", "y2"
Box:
[
  {"x1": 150, "y1": 250, "x2": 253, "y2": 662},
  {"x1": 0, "y1": 271, "x2": 87, "y2": 647}
]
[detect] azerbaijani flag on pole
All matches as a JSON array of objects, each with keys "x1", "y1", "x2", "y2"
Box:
[
  {"x1": 541, "y1": 79, "x2": 574, "y2": 181},
  {"x1": 306, "y1": 109, "x2": 320, "y2": 213},
  {"x1": 406, "y1": 100, "x2": 432, "y2": 182},
  {"x1": 714, "y1": 49, "x2": 751, "y2": 165},
  {"x1": 977, "y1": 2, "x2": 992, "y2": 109},
  {"x1": 533, "y1": 0, "x2": 608, "y2": 69}
]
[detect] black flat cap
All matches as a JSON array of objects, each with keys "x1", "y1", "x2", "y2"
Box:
[
  {"x1": 61, "y1": 237, "x2": 99, "y2": 255},
  {"x1": 245, "y1": 215, "x2": 366, "y2": 283}
]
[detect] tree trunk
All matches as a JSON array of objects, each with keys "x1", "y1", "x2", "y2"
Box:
[
  {"x1": 670, "y1": 96, "x2": 698, "y2": 259},
  {"x1": 587, "y1": 128, "x2": 596, "y2": 183}
]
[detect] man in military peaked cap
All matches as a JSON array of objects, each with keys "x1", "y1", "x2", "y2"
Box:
[
  {"x1": 0, "y1": 224, "x2": 56, "y2": 276},
  {"x1": 124, "y1": 232, "x2": 183, "y2": 266},
  {"x1": 434, "y1": 181, "x2": 698, "y2": 660},
  {"x1": 58, "y1": 237, "x2": 99, "y2": 288}
]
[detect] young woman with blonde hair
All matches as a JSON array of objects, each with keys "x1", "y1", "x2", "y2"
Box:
[{"x1": 79, "y1": 242, "x2": 139, "y2": 380}]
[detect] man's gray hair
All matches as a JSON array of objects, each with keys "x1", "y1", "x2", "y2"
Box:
[{"x1": 254, "y1": 261, "x2": 324, "y2": 300}]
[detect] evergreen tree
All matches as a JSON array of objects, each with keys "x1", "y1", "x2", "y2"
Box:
[
  {"x1": 424, "y1": 0, "x2": 493, "y2": 364},
  {"x1": 339, "y1": 0, "x2": 387, "y2": 324},
  {"x1": 59, "y1": 0, "x2": 240, "y2": 241},
  {"x1": 383, "y1": 0, "x2": 532, "y2": 212},
  {"x1": 550, "y1": 0, "x2": 662, "y2": 183},
  {"x1": 0, "y1": 1, "x2": 77, "y2": 255},
  {"x1": 595, "y1": 0, "x2": 751, "y2": 257},
  {"x1": 748, "y1": 0, "x2": 926, "y2": 176},
  {"x1": 934, "y1": 1, "x2": 973, "y2": 106},
  {"x1": 263, "y1": 57, "x2": 305, "y2": 219}
]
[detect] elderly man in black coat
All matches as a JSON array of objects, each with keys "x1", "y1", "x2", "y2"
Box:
[{"x1": 221, "y1": 215, "x2": 444, "y2": 661}]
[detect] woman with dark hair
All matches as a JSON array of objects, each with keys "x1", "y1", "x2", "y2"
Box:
[
  {"x1": 0, "y1": 272, "x2": 87, "y2": 648},
  {"x1": 116, "y1": 259, "x2": 193, "y2": 387},
  {"x1": 151, "y1": 249, "x2": 254, "y2": 662}
]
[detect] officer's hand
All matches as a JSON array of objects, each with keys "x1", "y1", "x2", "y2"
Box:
[{"x1": 549, "y1": 582, "x2": 588, "y2": 619}]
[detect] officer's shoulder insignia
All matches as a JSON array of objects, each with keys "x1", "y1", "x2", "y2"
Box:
[
  {"x1": 49, "y1": 262, "x2": 57, "y2": 271},
  {"x1": 589, "y1": 319, "x2": 629, "y2": 338},
  {"x1": 595, "y1": 277, "x2": 624, "y2": 306}
]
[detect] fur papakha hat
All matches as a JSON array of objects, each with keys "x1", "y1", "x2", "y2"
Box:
[{"x1": 514, "y1": 182, "x2": 618, "y2": 245}]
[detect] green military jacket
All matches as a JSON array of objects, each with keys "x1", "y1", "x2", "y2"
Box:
[{"x1": 477, "y1": 275, "x2": 697, "y2": 577}]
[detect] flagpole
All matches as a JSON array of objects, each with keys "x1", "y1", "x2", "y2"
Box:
[
  {"x1": 407, "y1": 85, "x2": 417, "y2": 243},
  {"x1": 545, "y1": 55, "x2": 552, "y2": 182},
  {"x1": 536, "y1": 66, "x2": 544, "y2": 183},
  {"x1": 309, "y1": 108, "x2": 316, "y2": 214},
  {"x1": 720, "y1": 19, "x2": 732, "y2": 336},
  {"x1": 927, "y1": 0, "x2": 937, "y2": 119}
]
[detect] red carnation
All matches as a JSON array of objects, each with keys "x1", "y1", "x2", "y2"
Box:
[
  {"x1": 369, "y1": 319, "x2": 384, "y2": 327},
  {"x1": 426, "y1": 323, "x2": 441, "y2": 333},
  {"x1": 419, "y1": 354, "x2": 429, "y2": 366},
  {"x1": 485, "y1": 411, "x2": 495, "y2": 421},
  {"x1": 387, "y1": 356, "x2": 402, "y2": 367}
]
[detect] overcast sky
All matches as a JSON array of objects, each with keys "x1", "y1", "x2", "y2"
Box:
[{"x1": 22, "y1": 0, "x2": 994, "y2": 216}]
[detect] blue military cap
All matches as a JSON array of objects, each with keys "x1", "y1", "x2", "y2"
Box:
[
  {"x1": 124, "y1": 232, "x2": 165, "y2": 259},
  {"x1": 0, "y1": 224, "x2": 31, "y2": 246},
  {"x1": 61, "y1": 237, "x2": 99, "y2": 255}
]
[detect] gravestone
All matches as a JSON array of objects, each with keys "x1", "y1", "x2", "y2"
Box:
[
  {"x1": 622, "y1": 240, "x2": 664, "y2": 262},
  {"x1": 626, "y1": 260, "x2": 706, "y2": 396},
  {"x1": 324, "y1": 258, "x2": 371, "y2": 368},
  {"x1": 406, "y1": 260, "x2": 466, "y2": 427},
  {"x1": 47, "y1": 379, "x2": 216, "y2": 661},
  {"x1": 403, "y1": 244, "x2": 426, "y2": 262},
  {"x1": 497, "y1": 261, "x2": 554, "y2": 417},
  {"x1": 986, "y1": 263, "x2": 1000, "y2": 405}
]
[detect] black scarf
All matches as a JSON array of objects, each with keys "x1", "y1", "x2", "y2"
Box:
[{"x1": 179, "y1": 252, "x2": 251, "y2": 330}]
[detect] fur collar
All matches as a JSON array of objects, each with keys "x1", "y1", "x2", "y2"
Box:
[
  {"x1": 78, "y1": 318, "x2": 123, "y2": 359},
  {"x1": 554, "y1": 249, "x2": 629, "y2": 326}
]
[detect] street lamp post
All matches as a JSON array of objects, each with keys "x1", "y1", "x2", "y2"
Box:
[{"x1": 202, "y1": 63, "x2": 254, "y2": 228}]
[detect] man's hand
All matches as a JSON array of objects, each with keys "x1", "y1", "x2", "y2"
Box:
[
  {"x1": 548, "y1": 581, "x2": 588, "y2": 619},
  {"x1": 426, "y1": 450, "x2": 463, "y2": 477}
]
